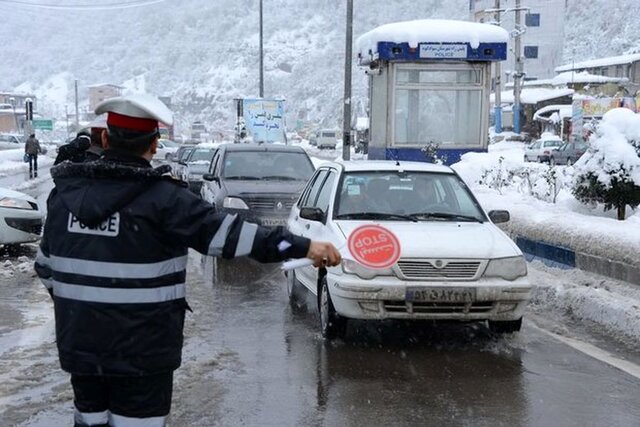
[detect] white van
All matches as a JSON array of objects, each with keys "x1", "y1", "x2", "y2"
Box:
[{"x1": 316, "y1": 129, "x2": 338, "y2": 149}]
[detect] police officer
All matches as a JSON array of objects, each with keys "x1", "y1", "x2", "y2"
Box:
[
  {"x1": 35, "y1": 94, "x2": 340, "y2": 427},
  {"x1": 54, "y1": 115, "x2": 107, "y2": 164}
]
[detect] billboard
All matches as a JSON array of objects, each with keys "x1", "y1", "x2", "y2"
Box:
[{"x1": 242, "y1": 99, "x2": 285, "y2": 143}]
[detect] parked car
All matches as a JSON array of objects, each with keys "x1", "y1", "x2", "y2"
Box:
[
  {"x1": 316, "y1": 129, "x2": 338, "y2": 149},
  {"x1": 523, "y1": 137, "x2": 563, "y2": 163},
  {"x1": 286, "y1": 161, "x2": 531, "y2": 339},
  {"x1": 0, "y1": 187, "x2": 44, "y2": 248},
  {"x1": 549, "y1": 140, "x2": 588, "y2": 166},
  {"x1": 154, "y1": 139, "x2": 180, "y2": 161},
  {"x1": 182, "y1": 146, "x2": 218, "y2": 194},
  {"x1": 0, "y1": 133, "x2": 24, "y2": 150}
]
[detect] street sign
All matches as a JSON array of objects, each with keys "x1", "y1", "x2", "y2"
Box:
[{"x1": 32, "y1": 119, "x2": 53, "y2": 130}]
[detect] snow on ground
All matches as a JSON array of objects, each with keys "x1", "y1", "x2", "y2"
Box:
[
  {"x1": 452, "y1": 139, "x2": 640, "y2": 266},
  {"x1": 0, "y1": 150, "x2": 54, "y2": 182}
]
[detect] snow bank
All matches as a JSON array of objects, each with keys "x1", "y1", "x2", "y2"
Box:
[
  {"x1": 555, "y1": 53, "x2": 640, "y2": 73},
  {"x1": 356, "y1": 19, "x2": 508, "y2": 56},
  {"x1": 452, "y1": 139, "x2": 640, "y2": 269}
]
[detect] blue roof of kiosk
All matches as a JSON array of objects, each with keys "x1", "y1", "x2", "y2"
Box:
[{"x1": 357, "y1": 19, "x2": 508, "y2": 64}]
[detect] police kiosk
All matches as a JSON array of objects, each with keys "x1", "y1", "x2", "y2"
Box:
[{"x1": 356, "y1": 19, "x2": 508, "y2": 164}]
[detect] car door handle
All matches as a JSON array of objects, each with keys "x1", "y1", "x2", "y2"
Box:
[{"x1": 305, "y1": 224, "x2": 310, "y2": 230}]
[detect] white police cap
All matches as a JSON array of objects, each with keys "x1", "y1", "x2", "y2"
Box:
[
  {"x1": 86, "y1": 114, "x2": 107, "y2": 129},
  {"x1": 95, "y1": 94, "x2": 173, "y2": 132}
]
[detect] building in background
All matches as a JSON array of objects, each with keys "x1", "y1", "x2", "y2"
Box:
[
  {"x1": 555, "y1": 54, "x2": 640, "y2": 94},
  {"x1": 0, "y1": 92, "x2": 37, "y2": 133},
  {"x1": 88, "y1": 83, "x2": 123, "y2": 111},
  {"x1": 473, "y1": 0, "x2": 566, "y2": 81}
]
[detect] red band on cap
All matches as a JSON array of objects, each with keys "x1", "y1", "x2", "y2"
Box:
[{"x1": 107, "y1": 112, "x2": 158, "y2": 132}]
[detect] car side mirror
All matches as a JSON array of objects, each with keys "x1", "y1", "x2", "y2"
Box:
[
  {"x1": 488, "y1": 210, "x2": 510, "y2": 224},
  {"x1": 203, "y1": 174, "x2": 219, "y2": 182},
  {"x1": 299, "y1": 207, "x2": 325, "y2": 222}
]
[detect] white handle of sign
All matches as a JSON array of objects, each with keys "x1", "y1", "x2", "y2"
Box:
[{"x1": 281, "y1": 258, "x2": 314, "y2": 271}]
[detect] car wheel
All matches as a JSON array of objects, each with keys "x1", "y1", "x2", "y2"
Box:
[
  {"x1": 287, "y1": 269, "x2": 305, "y2": 310},
  {"x1": 566, "y1": 158, "x2": 573, "y2": 166},
  {"x1": 319, "y1": 277, "x2": 347, "y2": 339},
  {"x1": 536, "y1": 156, "x2": 542, "y2": 163},
  {"x1": 549, "y1": 157, "x2": 556, "y2": 166},
  {"x1": 488, "y1": 318, "x2": 522, "y2": 334},
  {"x1": 523, "y1": 155, "x2": 528, "y2": 162}
]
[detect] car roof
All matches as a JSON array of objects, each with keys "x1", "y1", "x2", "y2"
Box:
[
  {"x1": 320, "y1": 160, "x2": 454, "y2": 174},
  {"x1": 219, "y1": 143, "x2": 306, "y2": 153}
]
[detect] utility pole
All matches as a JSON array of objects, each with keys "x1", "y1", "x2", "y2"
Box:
[
  {"x1": 493, "y1": 0, "x2": 503, "y2": 133},
  {"x1": 74, "y1": 79, "x2": 79, "y2": 128},
  {"x1": 513, "y1": 0, "x2": 523, "y2": 134},
  {"x1": 259, "y1": 0, "x2": 264, "y2": 98},
  {"x1": 342, "y1": 0, "x2": 353, "y2": 161}
]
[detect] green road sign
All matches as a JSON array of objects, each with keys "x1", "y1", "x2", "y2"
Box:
[{"x1": 32, "y1": 119, "x2": 53, "y2": 130}]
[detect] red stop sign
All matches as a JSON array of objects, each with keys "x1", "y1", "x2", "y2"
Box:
[{"x1": 347, "y1": 225, "x2": 401, "y2": 269}]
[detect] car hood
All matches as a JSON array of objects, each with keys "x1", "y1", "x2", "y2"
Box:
[
  {"x1": 187, "y1": 162, "x2": 210, "y2": 175},
  {"x1": 223, "y1": 179, "x2": 307, "y2": 196},
  {"x1": 335, "y1": 220, "x2": 520, "y2": 259},
  {"x1": 0, "y1": 187, "x2": 37, "y2": 205}
]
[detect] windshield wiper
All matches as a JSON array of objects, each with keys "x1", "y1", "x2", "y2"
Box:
[
  {"x1": 335, "y1": 212, "x2": 417, "y2": 222},
  {"x1": 224, "y1": 176, "x2": 261, "y2": 180},
  {"x1": 408, "y1": 212, "x2": 483, "y2": 223},
  {"x1": 261, "y1": 175, "x2": 298, "y2": 181}
]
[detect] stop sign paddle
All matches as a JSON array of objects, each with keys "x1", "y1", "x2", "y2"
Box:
[{"x1": 347, "y1": 225, "x2": 401, "y2": 269}]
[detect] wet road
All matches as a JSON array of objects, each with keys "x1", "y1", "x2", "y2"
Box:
[{"x1": 1, "y1": 252, "x2": 640, "y2": 426}]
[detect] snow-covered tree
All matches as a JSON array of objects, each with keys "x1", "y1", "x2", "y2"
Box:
[{"x1": 572, "y1": 108, "x2": 640, "y2": 220}]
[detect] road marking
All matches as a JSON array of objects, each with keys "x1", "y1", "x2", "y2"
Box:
[{"x1": 533, "y1": 324, "x2": 640, "y2": 380}]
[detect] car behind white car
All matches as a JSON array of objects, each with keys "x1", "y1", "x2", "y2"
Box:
[
  {"x1": 0, "y1": 187, "x2": 44, "y2": 247},
  {"x1": 286, "y1": 161, "x2": 530, "y2": 339}
]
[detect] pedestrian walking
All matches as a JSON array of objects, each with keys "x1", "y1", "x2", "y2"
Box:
[
  {"x1": 34, "y1": 94, "x2": 340, "y2": 427},
  {"x1": 24, "y1": 133, "x2": 41, "y2": 178}
]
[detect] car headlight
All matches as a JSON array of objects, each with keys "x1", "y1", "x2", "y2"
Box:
[
  {"x1": 0, "y1": 197, "x2": 35, "y2": 210},
  {"x1": 342, "y1": 259, "x2": 394, "y2": 279},
  {"x1": 223, "y1": 197, "x2": 249, "y2": 210},
  {"x1": 483, "y1": 256, "x2": 527, "y2": 280}
]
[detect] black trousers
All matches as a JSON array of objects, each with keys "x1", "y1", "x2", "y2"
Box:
[
  {"x1": 71, "y1": 372, "x2": 173, "y2": 426},
  {"x1": 27, "y1": 154, "x2": 37, "y2": 172}
]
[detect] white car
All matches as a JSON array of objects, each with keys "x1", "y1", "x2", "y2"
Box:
[
  {"x1": 523, "y1": 137, "x2": 563, "y2": 163},
  {"x1": 316, "y1": 129, "x2": 338, "y2": 149},
  {"x1": 154, "y1": 139, "x2": 180, "y2": 161},
  {"x1": 0, "y1": 134, "x2": 24, "y2": 150},
  {"x1": 286, "y1": 161, "x2": 531, "y2": 339},
  {"x1": 0, "y1": 187, "x2": 44, "y2": 247}
]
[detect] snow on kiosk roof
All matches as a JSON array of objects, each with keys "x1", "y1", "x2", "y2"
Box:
[{"x1": 357, "y1": 19, "x2": 508, "y2": 65}]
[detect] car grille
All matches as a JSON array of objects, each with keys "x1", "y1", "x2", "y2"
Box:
[
  {"x1": 5, "y1": 217, "x2": 43, "y2": 235},
  {"x1": 397, "y1": 260, "x2": 482, "y2": 280},
  {"x1": 243, "y1": 195, "x2": 297, "y2": 214},
  {"x1": 384, "y1": 301, "x2": 494, "y2": 314}
]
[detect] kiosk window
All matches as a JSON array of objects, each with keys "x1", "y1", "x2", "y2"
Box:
[
  {"x1": 394, "y1": 89, "x2": 482, "y2": 146},
  {"x1": 396, "y1": 69, "x2": 481, "y2": 85}
]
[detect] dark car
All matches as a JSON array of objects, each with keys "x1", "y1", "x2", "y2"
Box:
[
  {"x1": 549, "y1": 141, "x2": 588, "y2": 166},
  {"x1": 170, "y1": 145, "x2": 196, "y2": 180},
  {"x1": 201, "y1": 143, "x2": 315, "y2": 227},
  {"x1": 183, "y1": 146, "x2": 218, "y2": 194}
]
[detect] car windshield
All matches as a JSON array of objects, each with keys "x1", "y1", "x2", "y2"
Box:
[
  {"x1": 188, "y1": 148, "x2": 216, "y2": 162},
  {"x1": 335, "y1": 171, "x2": 485, "y2": 222},
  {"x1": 544, "y1": 140, "x2": 562, "y2": 147},
  {"x1": 222, "y1": 150, "x2": 314, "y2": 181}
]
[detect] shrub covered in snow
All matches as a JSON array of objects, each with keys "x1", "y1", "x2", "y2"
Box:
[{"x1": 572, "y1": 108, "x2": 640, "y2": 220}]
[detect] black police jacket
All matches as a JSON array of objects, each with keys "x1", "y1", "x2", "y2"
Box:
[{"x1": 35, "y1": 150, "x2": 310, "y2": 376}]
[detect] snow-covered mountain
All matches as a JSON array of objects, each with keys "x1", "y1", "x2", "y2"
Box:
[
  {"x1": 0, "y1": 0, "x2": 467, "y2": 133},
  {"x1": 2, "y1": 0, "x2": 639, "y2": 134}
]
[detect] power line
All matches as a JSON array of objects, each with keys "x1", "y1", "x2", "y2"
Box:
[{"x1": 0, "y1": 0, "x2": 168, "y2": 10}]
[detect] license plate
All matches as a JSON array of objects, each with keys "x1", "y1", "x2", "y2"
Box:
[
  {"x1": 406, "y1": 287, "x2": 476, "y2": 303},
  {"x1": 261, "y1": 218, "x2": 287, "y2": 226}
]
